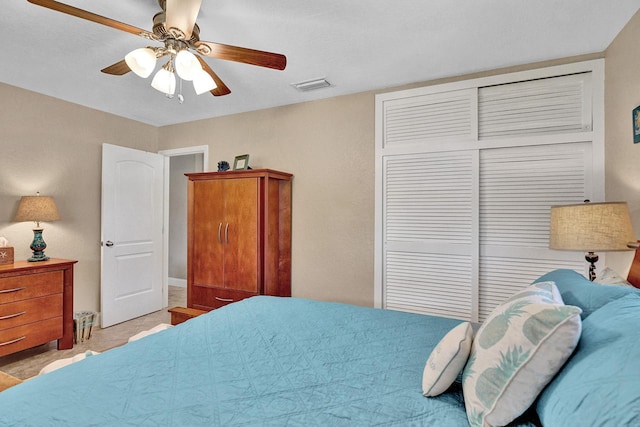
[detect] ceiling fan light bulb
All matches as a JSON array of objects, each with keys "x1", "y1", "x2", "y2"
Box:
[
  {"x1": 151, "y1": 68, "x2": 176, "y2": 95},
  {"x1": 193, "y1": 70, "x2": 217, "y2": 95},
  {"x1": 125, "y1": 48, "x2": 157, "y2": 78},
  {"x1": 175, "y1": 50, "x2": 201, "y2": 81}
]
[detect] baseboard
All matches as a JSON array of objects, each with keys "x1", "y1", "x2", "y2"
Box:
[{"x1": 168, "y1": 277, "x2": 187, "y2": 288}]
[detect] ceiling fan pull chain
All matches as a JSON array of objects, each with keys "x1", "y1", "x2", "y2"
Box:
[{"x1": 178, "y1": 78, "x2": 184, "y2": 104}]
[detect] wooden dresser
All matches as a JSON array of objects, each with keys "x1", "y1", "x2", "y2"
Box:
[
  {"x1": 0, "y1": 259, "x2": 76, "y2": 357},
  {"x1": 186, "y1": 169, "x2": 292, "y2": 311}
]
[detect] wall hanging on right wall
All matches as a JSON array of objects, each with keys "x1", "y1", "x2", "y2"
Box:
[{"x1": 633, "y1": 105, "x2": 640, "y2": 143}]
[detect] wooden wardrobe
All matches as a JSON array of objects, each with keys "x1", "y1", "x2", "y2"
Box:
[{"x1": 186, "y1": 169, "x2": 292, "y2": 311}]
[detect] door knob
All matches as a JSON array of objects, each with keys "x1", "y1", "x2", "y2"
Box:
[{"x1": 105, "y1": 241, "x2": 114, "y2": 247}]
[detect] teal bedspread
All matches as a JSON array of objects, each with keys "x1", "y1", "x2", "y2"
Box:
[{"x1": 0, "y1": 297, "x2": 536, "y2": 426}]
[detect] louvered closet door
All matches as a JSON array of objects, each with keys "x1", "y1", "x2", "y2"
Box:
[
  {"x1": 376, "y1": 62, "x2": 603, "y2": 321},
  {"x1": 382, "y1": 151, "x2": 477, "y2": 320},
  {"x1": 381, "y1": 89, "x2": 476, "y2": 147},
  {"x1": 478, "y1": 73, "x2": 592, "y2": 139},
  {"x1": 478, "y1": 143, "x2": 589, "y2": 321}
]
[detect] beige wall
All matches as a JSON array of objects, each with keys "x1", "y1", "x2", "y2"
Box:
[
  {"x1": 1, "y1": 10, "x2": 638, "y2": 314},
  {"x1": 0, "y1": 85, "x2": 157, "y2": 312},
  {"x1": 604, "y1": 9, "x2": 640, "y2": 275},
  {"x1": 158, "y1": 93, "x2": 376, "y2": 306},
  {"x1": 157, "y1": 54, "x2": 607, "y2": 308}
]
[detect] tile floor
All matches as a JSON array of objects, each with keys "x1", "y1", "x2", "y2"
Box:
[{"x1": 0, "y1": 286, "x2": 186, "y2": 380}]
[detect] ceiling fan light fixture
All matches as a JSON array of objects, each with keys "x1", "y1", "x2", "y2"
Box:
[
  {"x1": 151, "y1": 64, "x2": 176, "y2": 95},
  {"x1": 124, "y1": 48, "x2": 157, "y2": 78},
  {"x1": 174, "y1": 50, "x2": 201, "y2": 81},
  {"x1": 193, "y1": 69, "x2": 217, "y2": 95}
]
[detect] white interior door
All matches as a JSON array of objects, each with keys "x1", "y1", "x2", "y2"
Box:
[{"x1": 101, "y1": 144, "x2": 164, "y2": 327}]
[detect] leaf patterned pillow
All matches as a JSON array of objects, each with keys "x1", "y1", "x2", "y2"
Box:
[
  {"x1": 422, "y1": 321, "x2": 473, "y2": 397},
  {"x1": 461, "y1": 282, "x2": 582, "y2": 427}
]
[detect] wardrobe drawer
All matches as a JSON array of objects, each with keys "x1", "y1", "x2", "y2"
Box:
[
  {"x1": 0, "y1": 294, "x2": 63, "y2": 331},
  {"x1": 0, "y1": 317, "x2": 63, "y2": 357},
  {"x1": 190, "y1": 285, "x2": 257, "y2": 310},
  {"x1": 0, "y1": 271, "x2": 63, "y2": 303}
]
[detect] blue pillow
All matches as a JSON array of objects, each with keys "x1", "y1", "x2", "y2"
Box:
[
  {"x1": 536, "y1": 293, "x2": 640, "y2": 426},
  {"x1": 534, "y1": 269, "x2": 638, "y2": 318}
]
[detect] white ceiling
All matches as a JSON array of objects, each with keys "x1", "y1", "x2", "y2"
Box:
[{"x1": 1, "y1": 1, "x2": 638, "y2": 127}]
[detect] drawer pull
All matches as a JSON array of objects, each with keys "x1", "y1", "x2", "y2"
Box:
[
  {"x1": 0, "y1": 287, "x2": 26, "y2": 294},
  {"x1": 0, "y1": 336, "x2": 26, "y2": 347},
  {"x1": 0, "y1": 311, "x2": 26, "y2": 320},
  {"x1": 215, "y1": 296, "x2": 234, "y2": 303}
]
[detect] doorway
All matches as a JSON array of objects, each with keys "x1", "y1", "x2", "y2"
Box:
[{"x1": 160, "y1": 146, "x2": 208, "y2": 309}]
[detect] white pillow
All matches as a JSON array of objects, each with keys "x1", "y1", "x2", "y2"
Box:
[
  {"x1": 127, "y1": 323, "x2": 173, "y2": 342},
  {"x1": 594, "y1": 267, "x2": 633, "y2": 287},
  {"x1": 38, "y1": 350, "x2": 100, "y2": 376},
  {"x1": 422, "y1": 322, "x2": 473, "y2": 397},
  {"x1": 462, "y1": 281, "x2": 582, "y2": 427}
]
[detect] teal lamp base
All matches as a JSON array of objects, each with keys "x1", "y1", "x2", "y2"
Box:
[{"x1": 28, "y1": 228, "x2": 50, "y2": 262}]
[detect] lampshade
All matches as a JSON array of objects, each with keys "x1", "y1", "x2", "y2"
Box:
[
  {"x1": 193, "y1": 69, "x2": 217, "y2": 95},
  {"x1": 14, "y1": 195, "x2": 60, "y2": 226},
  {"x1": 174, "y1": 50, "x2": 201, "y2": 81},
  {"x1": 151, "y1": 66, "x2": 176, "y2": 95},
  {"x1": 549, "y1": 201, "x2": 635, "y2": 251},
  {"x1": 124, "y1": 48, "x2": 157, "y2": 78}
]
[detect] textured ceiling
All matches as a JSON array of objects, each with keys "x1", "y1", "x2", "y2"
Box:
[{"x1": 1, "y1": 1, "x2": 638, "y2": 126}]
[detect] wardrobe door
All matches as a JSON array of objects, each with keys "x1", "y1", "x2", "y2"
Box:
[
  {"x1": 223, "y1": 178, "x2": 260, "y2": 292},
  {"x1": 192, "y1": 179, "x2": 225, "y2": 288}
]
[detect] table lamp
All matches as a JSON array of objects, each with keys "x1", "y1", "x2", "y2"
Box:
[
  {"x1": 549, "y1": 200, "x2": 635, "y2": 281},
  {"x1": 14, "y1": 192, "x2": 60, "y2": 262}
]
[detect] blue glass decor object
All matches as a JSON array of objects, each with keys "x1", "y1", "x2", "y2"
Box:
[
  {"x1": 28, "y1": 228, "x2": 49, "y2": 262},
  {"x1": 217, "y1": 161, "x2": 230, "y2": 172}
]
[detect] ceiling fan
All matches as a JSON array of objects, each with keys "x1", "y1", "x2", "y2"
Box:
[{"x1": 27, "y1": 0, "x2": 287, "y2": 98}]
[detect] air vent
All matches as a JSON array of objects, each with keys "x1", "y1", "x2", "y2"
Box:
[{"x1": 291, "y1": 78, "x2": 332, "y2": 92}]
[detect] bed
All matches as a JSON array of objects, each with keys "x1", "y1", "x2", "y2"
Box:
[{"x1": 0, "y1": 269, "x2": 638, "y2": 426}]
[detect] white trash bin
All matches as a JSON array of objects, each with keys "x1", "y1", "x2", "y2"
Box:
[{"x1": 73, "y1": 311, "x2": 97, "y2": 344}]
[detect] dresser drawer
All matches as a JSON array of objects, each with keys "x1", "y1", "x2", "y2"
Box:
[
  {"x1": 0, "y1": 294, "x2": 63, "y2": 331},
  {"x1": 190, "y1": 285, "x2": 257, "y2": 310},
  {"x1": 0, "y1": 271, "x2": 63, "y2": 303},
  {"x1": 0, "y1": 317, "x2": 63, "y2": 357}
]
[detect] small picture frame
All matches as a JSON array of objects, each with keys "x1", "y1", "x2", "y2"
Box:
[
  {"x1": 233, "y1": 154, "x2": 250, "y2": 170},
  {"x1": 633, "y1": 105, "x2": 640, "y2": 144}
]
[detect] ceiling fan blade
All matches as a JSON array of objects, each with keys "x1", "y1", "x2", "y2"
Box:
[
  {"x1": 101, "y1": 60, "x2": 131, "y2": 76},
  {"x1": 196, "y1": 56, "x2": 231, "y2": 96},
  {"x1": 27, "y1": 0, "x2": 155, "y2": 39},
  {"x1": 195, "y1": 41, "x2": 287, "y2": 71},
  {"x1": 165, "y1": 0, "x2": 202, "y2": 40}
]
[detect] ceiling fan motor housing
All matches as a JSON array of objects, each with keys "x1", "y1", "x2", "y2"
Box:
[{"x1": 152, "y1": 11, "x2": 201, "y2": 45}]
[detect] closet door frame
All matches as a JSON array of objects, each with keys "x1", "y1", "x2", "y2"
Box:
[{"x1": 374, "y1": 59, "x2": 605, "y2": 318}]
